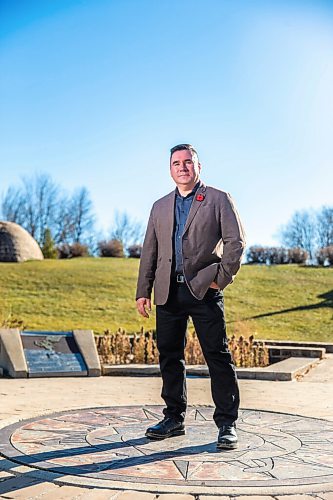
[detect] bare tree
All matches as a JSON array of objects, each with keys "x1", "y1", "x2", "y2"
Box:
[
  {"x1": 1, "y1": 186, "x2": 26, "y2": 226},
  {"x1": 69, "y1": 187, "x2": 95, "y2": 243},
  {"x1": 280, "y1": 209, "x2": 316, "y2": 260},
  {"x1": 53, "y1": 188, "x2": 95, "y2": 246},
  {"x1": 53, "y1": 194, "x2": 74, "y2": 244},
  {"x1": 316, "y1": 206, "x2": 333, "y2": 249},
  {"x1": 2, "y1": 175, "x2": 95, "y2": 249},
  {"x1": 109, "y1": 211, "x2": 144, "y2": 250},
  {"x1": 1, "y1": 173, "x2": 59, "y2": 245}
]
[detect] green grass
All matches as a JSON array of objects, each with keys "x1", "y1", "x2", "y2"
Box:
[{"x1": 0, "y1": 258, "x2": 332, "y2": 341}]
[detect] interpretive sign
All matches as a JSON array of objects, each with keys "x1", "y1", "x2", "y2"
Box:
[
  {"x1": 0, "y1": 328, "x2": 101, "y2": 378},
  {"x1": 21, "y1": 331, "x2": 87, "y2": 376}
]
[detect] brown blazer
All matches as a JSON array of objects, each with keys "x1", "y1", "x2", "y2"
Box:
[{"x1": 136, "y1": 181, "x2": 246, "y2": 305}]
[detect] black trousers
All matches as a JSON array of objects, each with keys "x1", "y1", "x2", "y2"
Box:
[{"x1": 156, "y1": 280, "x2": 239, "y2": 428}]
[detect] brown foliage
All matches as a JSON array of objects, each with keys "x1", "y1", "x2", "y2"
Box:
[
  {"x1": 287, "y1": 247, "x2": 308, "y2": 264},
  {"x1": 246, "y1": 246, "x2": 269, "y2": 264},
  {"x1": 57, "y1": 243, "x2": 89, "y2": 258},
  {"x1": 98, "y1": 239, "x2": 124, "y2": 258},
  {"x1": 247, "y1": 245, "x2": 308, "y2": 265},
  {"x1": 95, "y1": 327, "x2": 159, "y2": 365},
  {"x1": 95, "y1": 324, "x2": 269, "y2": 368},
  {"x1": 127, "y1": 244, "x2": 142, "y2": 258},
  {"x1": 316, "y1": 246, "x2": 333, "y2": 266}
]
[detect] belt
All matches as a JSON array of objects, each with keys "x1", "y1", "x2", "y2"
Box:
[{"x1": 175, "y1": 274, "x2": 185, "y2": 283}]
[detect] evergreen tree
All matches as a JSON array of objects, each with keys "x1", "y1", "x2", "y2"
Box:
[{"x1": 41, "y1": 228, "x2": 57, "y2": 259}]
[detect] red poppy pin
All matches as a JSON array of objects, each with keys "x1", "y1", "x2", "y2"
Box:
[{"x1": 196, "y1": 194, "x2": 205, "y2": 202}]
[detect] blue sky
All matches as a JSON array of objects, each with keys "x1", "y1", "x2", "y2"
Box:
[{"x1": 1, "y1": 0, "x2": 332, "y2": 246}]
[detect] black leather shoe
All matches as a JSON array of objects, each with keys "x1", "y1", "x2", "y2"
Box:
[
  {"x1": 145, "y1": 417, "x2": 185, "y2": 440},
  {"x1": 217, "y1": 425, "x2": 238, "y2": 449}
]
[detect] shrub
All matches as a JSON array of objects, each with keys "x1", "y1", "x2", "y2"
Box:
[
  {"x1": 247, "y1": 245, "x2": 312, "y2": 265},
  {"x1": 325, "y1": 246, "x2": 333, "y2": 265},
  {"x1": 98, "y1": 239, "x2": 124, "y2": 257},
  {"x1": 57, "y1": 244, "x2": 71, "y2": 259},
  {"x1": 287, "y1": 247, "x2": 308, "y2": 264},
  {"x1": 57, "y1": 243, "x2": 89, "y2": 259},
  {"x1": 267, "y1": 247, "x2": 289, "y2": 264},
  {"x1": 127, "y1": 244, "x2": 142, "y2": 258},
  {"x1": 246, "y1": 246, "x2": 269, "y2": 264},
  {"x1": 316, "y1": 248, "x2": 326, "y2": 266},
  {"x1": 69, "y1": 243, "x2": 89, "y2": 258},
  {"x1": 316, "y1": 246, "x2": 333, "y2": 266}
]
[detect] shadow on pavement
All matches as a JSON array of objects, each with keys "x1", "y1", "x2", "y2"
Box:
[{"x1": 0, "y1": 435, "x2": 223, "y2": 495}]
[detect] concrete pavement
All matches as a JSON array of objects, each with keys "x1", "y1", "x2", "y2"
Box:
[{"x1": 0, "y1": 354, "x2": 332, "y2": 499}]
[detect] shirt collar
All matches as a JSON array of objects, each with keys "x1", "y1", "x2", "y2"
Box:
[{"x1": 176, "y1": 181, "x2": 200, "y2": 199}]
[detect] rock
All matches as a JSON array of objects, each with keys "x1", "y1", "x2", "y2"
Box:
[{"x1": 0, "y1": 221, "x2": 43, "y2": 262}]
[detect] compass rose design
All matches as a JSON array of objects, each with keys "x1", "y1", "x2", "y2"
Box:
[{"x1": 0, "y1": 406, "x2": 332, "y2": 495}]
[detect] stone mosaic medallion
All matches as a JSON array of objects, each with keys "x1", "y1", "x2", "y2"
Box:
[{"x1": 0, "y1": 406, "x2": 333, "y2": 495}]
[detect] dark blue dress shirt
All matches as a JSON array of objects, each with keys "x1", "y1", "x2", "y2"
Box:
[{"x1": 173, "y1": 182, "x2": 200, "y2": 273}]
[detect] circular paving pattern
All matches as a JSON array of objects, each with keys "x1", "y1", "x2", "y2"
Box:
[{"x1": 0, "y1": 406, "x2": 333, "y2": 495}]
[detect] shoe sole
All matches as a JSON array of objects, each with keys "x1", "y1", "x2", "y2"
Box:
[
  {"x1": 145, "y1": 429, "x2": 185, "y2": 440},
  {"x1": 217, "y1": 442, "x2": 238, "y2": 450}
]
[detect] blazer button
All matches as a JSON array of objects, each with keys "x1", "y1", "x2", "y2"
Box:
[{"x1": 168, "y1": 259, "x2": 171, "y2": 262}]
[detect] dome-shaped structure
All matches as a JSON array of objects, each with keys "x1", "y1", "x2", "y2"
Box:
[{"x1": 0, "y1": 221, "x2": 44, "y2": 262}]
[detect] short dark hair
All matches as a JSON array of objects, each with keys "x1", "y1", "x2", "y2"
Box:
[{"x1": 170, "y1": 143, "x2": 199, "y2": 162}]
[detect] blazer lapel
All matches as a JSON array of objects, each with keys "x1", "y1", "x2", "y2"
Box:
[{"x1": 183, "y1": 181, "x2": 206, "y2": 235}]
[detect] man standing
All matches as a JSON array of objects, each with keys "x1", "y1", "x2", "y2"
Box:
[{"x1": 136, "y1": 144, "x2": 246, "y2": 449}]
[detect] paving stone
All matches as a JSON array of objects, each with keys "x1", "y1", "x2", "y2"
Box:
[
  {"x1": 115, "y1": 491, "x2": 156, "y2": 499},
  {"x1": 0, "y1": 476, "x2": 46, "y2": 497},
  {"x1": 276, "y1": 496, "x2": 320, "y2": 500},
  {"x1": 73, "y1": 488, "x2": 123, "y2": 499},
  {"x1": 315, "y1": 494, "x2": 333, "y2": 500},
  {"x1": 34, "y1": 484, "x2": 94, "y2": 499},
  {"x1": 233, "y1": 497, "x2": 277, "y2": 500},
  {"x1": 199, "y1": 496, "x2": 230, "y2": 500},
  {"x1": 1, "y1": 406, "x2": 333, "y2": 497},
  {"x1": 0, "y1": 472, "x2": 14, "y2": 482},
  {"x1": 1, "y1": 481, "x2": 59, "y2": 499},
  {"x1": 158, "y1": 495, "x2": 194, "y2": 499},
  {"x1": 0, "y1": 457, "x2": 13, "y2": 482}
]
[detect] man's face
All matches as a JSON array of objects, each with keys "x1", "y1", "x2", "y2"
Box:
[{"x1": 170, "y1": 149, "x2": 201, "y2": 188}]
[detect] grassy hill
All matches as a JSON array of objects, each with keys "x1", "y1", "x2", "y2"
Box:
[{"x1": 0, "y1": 258, "x2": 332, "y2": 341}]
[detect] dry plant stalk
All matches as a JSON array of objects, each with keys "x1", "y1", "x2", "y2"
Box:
[
  {"x1": 132, "y1": 332, "x2": 146, "y2": 363},
  {"x1": 95, "y1": 328, "x2": 132, "y2": 364},
  {"x1": 185, "y1": 330, "x2": 205, "y2": 364},
  {"x1": 96, "y1": 321, "x2": 269, "y2": 368},
  {"x1": 229, "y1": 320, "x2": 269, "y2": 368},
  {"x1": 0, "y1": 312, "x2": 26, "y2": 330},
  {"x1": 145, "y1": 329, "x2": 159, "y2": 364}
]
